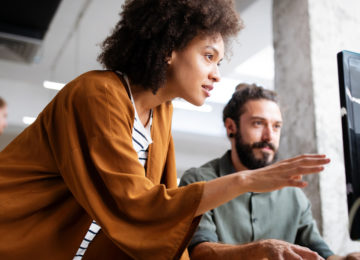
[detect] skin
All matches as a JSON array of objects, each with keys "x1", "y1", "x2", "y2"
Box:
[
  {"x1": 191, "y1": 99, "x2": 359, "y2": 260},
  {"x1": 328, "y1": 253, "x2": 360, "y2": 260},
  {"x1": 0, "y1": 105, "x2": 8, "y2": 135}
]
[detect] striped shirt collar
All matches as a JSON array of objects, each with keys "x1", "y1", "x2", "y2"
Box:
[{"x1": 122, "y1": 74, "x2": 153, "y2": 148}]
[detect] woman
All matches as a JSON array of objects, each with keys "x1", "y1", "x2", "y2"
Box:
[
  {"x1": 0, "y1": 97, "x2": 7, "y2": 135},
  {"x1": 0, "y1": 0, "x2": 329, "y2": 259}
]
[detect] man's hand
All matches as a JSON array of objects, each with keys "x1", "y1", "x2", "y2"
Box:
[
  {"x1": 327, "y1": 252, "x2": 360, "y2": 260},
  {"x1": 191, "y1": 239, "x2": 324, "y2": 260},
  {"x1": 250, "y1": 239, "x2": 324, "y2": 260},
  {"x1": 345, "y1": 252, "x2": 360, "y2": 260}
]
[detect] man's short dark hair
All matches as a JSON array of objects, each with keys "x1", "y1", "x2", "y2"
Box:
[
  {"x1": 0, "y1": 97, "x2": 6, "y2": 108},
  {"x1": 98, "y1": 0, "x2": 242, "y2": 93},
  {"x1": 223, "y1": 83, "x2": 278, "y2": 125}
]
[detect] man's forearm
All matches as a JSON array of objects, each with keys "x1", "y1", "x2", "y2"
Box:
[
  {"x1": 190, "y1": 240, "x2": 324, "y2": 260},
  {"x1": 328, "y1": 253, "x2": 360, "y2": 260},
  {"x1": 190, "y1": 241, "x2": 259, "y2": 260}
]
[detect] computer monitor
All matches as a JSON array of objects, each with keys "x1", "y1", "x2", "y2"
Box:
[{"x1": 337, "y1": 50, "x2": 360, "y2": 240}]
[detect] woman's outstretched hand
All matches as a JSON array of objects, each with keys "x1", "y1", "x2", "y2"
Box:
[
  {"x1": 195, "y1": 154, "x2": 330, "y2": 216},
  {"x1": 239, "y1": 154, "x2": 331, "y2": 193}
]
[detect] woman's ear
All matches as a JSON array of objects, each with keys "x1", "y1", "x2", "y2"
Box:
[
  {"x1": 225, "y1": 117, "x2": 237, "y2": 138},
  {"x1": 167, "y1": 51, "x2": 176, "y2": 65}
]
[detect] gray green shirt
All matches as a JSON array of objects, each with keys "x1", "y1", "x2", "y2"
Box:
[{"x1": 180, "y1": 151, "x2": 334, "y2": 259}]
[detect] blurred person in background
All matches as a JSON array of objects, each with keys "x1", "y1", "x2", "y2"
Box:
[{"x1": 0, "y1": 97, "x2": 8, "y2": 135}]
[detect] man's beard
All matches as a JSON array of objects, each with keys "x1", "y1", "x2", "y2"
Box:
[{"x1": 235, "y1": 131, "x2": 278, "y2": 170}]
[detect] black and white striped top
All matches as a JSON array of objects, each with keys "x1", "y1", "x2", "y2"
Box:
[{"x1": 73, "y1": 73, "x2": 153, "y2": 259}]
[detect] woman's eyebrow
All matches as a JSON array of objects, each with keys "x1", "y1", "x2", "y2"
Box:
[
  {"x1": 205, "y1": 45, "x2": 219, "y2": 55},
  {"x1": 205, "y1": 46, "x2": 223, "y2": 62}
]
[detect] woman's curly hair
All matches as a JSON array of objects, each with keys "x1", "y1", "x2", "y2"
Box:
[{"x1": 98, "y1": 0, "x2": 243, "y2": 93}]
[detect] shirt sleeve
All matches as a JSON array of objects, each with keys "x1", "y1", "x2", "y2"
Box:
[
  {"x1": 46, "y1": 71, "x2": 205, "y2": 259},
  {"x1": 180, "y1": 170, "x2": 219, "y2": 253},
  {"x1": 295, "y1": 190, "x2": 334, "y2": 259}
]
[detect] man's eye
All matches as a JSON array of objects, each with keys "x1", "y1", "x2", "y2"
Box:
[{"x1": 253, "y1": 121, "x2": 262, "y2": 126}]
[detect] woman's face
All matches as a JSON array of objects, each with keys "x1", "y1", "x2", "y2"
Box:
[{"x1": 166, "y1": 33, "x2": 224, "y2": 106}]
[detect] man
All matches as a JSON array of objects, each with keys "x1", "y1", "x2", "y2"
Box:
[
  {"x1": 0, "y1": 97, "x2": 8, "y2": 135},
  {"x1": 180, "y1": 84, "x2": 360, "y2": 260}
]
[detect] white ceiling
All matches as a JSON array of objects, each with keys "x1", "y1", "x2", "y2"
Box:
[{"x1": 0, "y1": 0, "x2": 273, "y2": 174}]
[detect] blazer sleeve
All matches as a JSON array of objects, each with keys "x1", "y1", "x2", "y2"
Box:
[{"x1": 45, "y1": 71, "x2": 205, "y2": 259}]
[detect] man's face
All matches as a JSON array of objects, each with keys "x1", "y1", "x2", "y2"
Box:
[
  {"x1": 235, "y1": 99, "x2": 282, "y2": 169},
  {"x1": 0, "y1": 105, "x2": 8, "y2": 135}
]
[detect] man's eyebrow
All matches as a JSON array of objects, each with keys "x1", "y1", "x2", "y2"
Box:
[
  {"x1": 250, "y1": 116, "x2": 266, "y2": 120},
  {"x1": 250, "y1": 116, "x2": 283, "y2": 124}
]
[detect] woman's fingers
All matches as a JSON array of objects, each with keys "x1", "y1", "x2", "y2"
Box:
[
  {"x1": 290, "y1": 165, "x2": 325, "y2": 175},
  {"x1": 287, "y1": 179, "x2": 308, "y2": 188},
  {"x1": 244, "y1": 154, "x2": 331, "y2": 192},
  {"x1": 284, "y1": 157, "x2": 330, "y2": 177},
  {"x1": 296, "y1": 157, "x2": 330, "y2": 166},
  {"x1": 283, "y1": 154, "x2": 328, "y2": 163},
  {"x1": 283, "y1": 159, "x2": 330, "y2": 187},
  {"x1": 278, "y1": 156, "x2": 330, "y2": 176}
]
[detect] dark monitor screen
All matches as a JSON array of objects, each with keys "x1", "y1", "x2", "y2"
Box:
[
  {"x1": 0, "y1": 0, "x2": 62, "y2": 39},
  {"x1": 337, "y1": 50, "x2": 360, "y2": 240}
]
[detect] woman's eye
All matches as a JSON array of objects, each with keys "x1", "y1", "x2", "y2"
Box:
[{"x1": 205, "y1": 54, "x2": 213, "y2": 61}]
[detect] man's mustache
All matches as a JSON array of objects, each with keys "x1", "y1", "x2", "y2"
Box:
[{"x1": 251, "y1": 141, "x2": 276, "y2": 151}]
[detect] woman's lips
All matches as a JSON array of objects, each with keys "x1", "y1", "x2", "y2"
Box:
[{"x1": 202, "y1": 85, "x2": 213, "y2": 97}]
